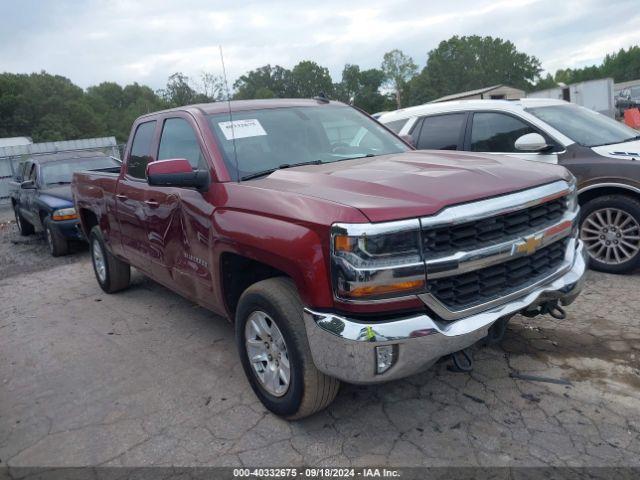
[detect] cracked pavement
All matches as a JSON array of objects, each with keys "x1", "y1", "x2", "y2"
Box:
[{"x1": 1, "y1": 213, "x2": 639, "y2": 468}]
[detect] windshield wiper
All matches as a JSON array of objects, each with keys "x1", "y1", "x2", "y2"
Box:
[{"x1": 240, "y1": 160, "x2": 323, "y2": 181}]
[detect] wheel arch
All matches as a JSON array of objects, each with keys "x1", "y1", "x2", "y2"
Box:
[
  {"x1": 578, "y1": 183, "x2": 640, "y2": 206},
  {"x1": 78, "y1": 208, "x2": 99, "y2": 237},
  {"x1": 220, "y1": 252, "x2": 291, "y2": 319}
]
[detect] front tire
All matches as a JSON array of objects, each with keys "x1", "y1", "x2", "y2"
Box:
[
  {"x1": 44, "y1": 218, "x2": 69, "y2": 257},
  {"x1": 89, "y1": 226, "x2": 131, "y2": 293},
  {"x1": 236, "y1": 277, "x2": 340, "y2": 419},
  {"x1": 580, "y1": 195, "x2": 640, "y2": 274}
]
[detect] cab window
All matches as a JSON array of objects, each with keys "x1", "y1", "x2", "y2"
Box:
[
  {"x1": 415, "y1": 113, "x2": 466, "y2": 150},
  {"x1": 470, "y1": 112, "x2": 536, "y2": 152},
  {"x1": 158, "y1": 118, "x2": 206, "y2": 169},
  {"x1": 384, "y1": 119, "x2": 408, "y2": 133},
  {"x1": 127, "y1": 121, "x2": 157, "y2": 179}
]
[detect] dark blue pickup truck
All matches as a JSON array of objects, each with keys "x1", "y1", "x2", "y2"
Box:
[{"x1": 10, "y1": 151, "x2": 120, "y2": 256}]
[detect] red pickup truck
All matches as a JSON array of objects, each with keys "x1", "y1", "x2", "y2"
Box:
[{"x1": 72, "y1": 99, "x2": 587, "y2": 419}]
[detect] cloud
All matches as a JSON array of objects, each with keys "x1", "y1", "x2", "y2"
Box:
[{"x1": 1, "y1": 0, "x2": 639, "y2": 89}]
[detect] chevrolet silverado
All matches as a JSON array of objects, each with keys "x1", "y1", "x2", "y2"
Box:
[{"x1": 72, "y1": 99, "x2": 587, "y2": 419}]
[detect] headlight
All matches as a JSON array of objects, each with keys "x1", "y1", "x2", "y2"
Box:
[
  {"x1": 331, "y1": 219, "x2": 426, "y2": 301},
  {"x1": 52, "y1": 207, "x2": 78, "y2": 221}
]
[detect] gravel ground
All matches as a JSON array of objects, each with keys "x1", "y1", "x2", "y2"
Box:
[{"x1": 1, "y1": 209, "x2": 639, "y2": 468}]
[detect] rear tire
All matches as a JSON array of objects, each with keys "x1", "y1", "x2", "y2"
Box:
[
  {"x1": 89, "y1": 226, "x2": 131, "y2": 293},
  {"x1": 14, "y1": 206, "x2": 34, "y2": 236},
  {"x1": 580, "y1": 195, "x2": 640, "y2": 274},
  {"x1": 236, "y1": 277, "x2": 340, "y2": 419},
  {"x1": 44, "y1": 218, "x2": 69, "y2": 257}
]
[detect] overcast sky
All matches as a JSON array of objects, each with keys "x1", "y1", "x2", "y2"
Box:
[{"x1": 2, "y1": 0, "x2": 639, "y2": 90}]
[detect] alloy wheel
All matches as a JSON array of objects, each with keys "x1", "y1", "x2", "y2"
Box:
[
  {"x1": 92, "y1": 239, "x2": 107, "y2": 283},
  {"x1": 581, "y1": 207, "x2": 640, "y2": 265},
  {"x1": 244, "y1": 310, "x2": 291, "y2": 397}
]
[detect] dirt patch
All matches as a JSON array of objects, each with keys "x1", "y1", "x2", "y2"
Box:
[{"x1": 0, "y1": 219, "x2": 88, "y2": 281}]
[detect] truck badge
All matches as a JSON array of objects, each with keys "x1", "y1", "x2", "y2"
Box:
[{"x1": 513, "y1": 233, "x2": 544, "y2": 256}]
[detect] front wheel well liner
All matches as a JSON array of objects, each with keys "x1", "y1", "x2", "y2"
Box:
[
  {"x1": 220, "y1": 252, "x2": 289, "y2": 318},
  {"x1": 79, "y1": 209, "x2": 99, "y2": 237}
]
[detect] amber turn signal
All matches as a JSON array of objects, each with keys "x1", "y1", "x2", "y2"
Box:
[
  {"x1": 52, "y1": 213, "x2": 78, "y2": 221},
  {"x1": 346, "y1": 279, "x2": 425, "y2": 298},
  {"x1": 52, "y1": 208, "x2": 78, "y2": 221},
  {"x1": 334, "y1": 234, "x2": 356, "y2": 252}
]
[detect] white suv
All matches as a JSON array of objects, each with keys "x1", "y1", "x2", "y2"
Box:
[{"x1": 379, "y1": 99, "x2": 640, "y2": 274}]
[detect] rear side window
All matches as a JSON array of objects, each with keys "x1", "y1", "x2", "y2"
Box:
[
  {"x1": 158, "y1": 118, "x2": 206, "y2": 169},
  {"x1": 384, "y1": 119, "x2": 408, "y2": 133},
  {"x1": 127, "y1": 121, "x2": 157, "y2": 179},
  {"x1": 415, "y1": 114, "x2": 466, "y2": 150},
  {"x1": 470, "y1": 112, "x2": 535, "y2": 152}
]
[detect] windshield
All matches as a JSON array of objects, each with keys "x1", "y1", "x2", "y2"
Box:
[
  {"x1": 527, "y1": 104, "x2": 639, "y2": 147},
  {"x1": 208, "y1": 105, "x2": 408, "y2": 181},
  {"x1": 41, "y1": 156, "x2": 120, "y2": 185}
]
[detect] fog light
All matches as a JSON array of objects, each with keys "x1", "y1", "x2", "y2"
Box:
[{"x1": 375, "y1": 345, "x2": 397, "y2": 374}]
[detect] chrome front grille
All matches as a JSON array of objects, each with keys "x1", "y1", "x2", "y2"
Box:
[
  {"x1": 426, "y1": 239, "x2": 568, "y2": 310},
  {"x1": 418, "y1": 180, "x2": 579, "y2": 320},
  {"x1": 422, "y1": 197, "x2": 567, "y2": 258}
]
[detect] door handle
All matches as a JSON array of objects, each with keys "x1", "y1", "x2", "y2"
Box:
[
  {"x1": 144, "y1": 200, "x2": 159, "y2": 208},
  {"x1": 116, "y1": 194, "x2": 127, "y2": 200}
]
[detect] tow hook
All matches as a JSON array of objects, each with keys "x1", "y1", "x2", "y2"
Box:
[
  {"x1": 486, "y1": 316, "x2": 510, "y2": 344},
  {"x1": 522, "y1": 301, "x2": 566, "y2": 320},
  {"x1": 448, "y1": 348, "x2": 473, "y2": 373}
]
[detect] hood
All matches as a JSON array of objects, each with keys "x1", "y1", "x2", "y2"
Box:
[
  {"x1": 39, "y1": 185, "x2": 74, "y2": 209},
  {"x1": 250, "y1": 151, "x2": 569, "y2": 223},
  {"x1": 591, "y1": 139, "x2": 640, "y2": 160}
]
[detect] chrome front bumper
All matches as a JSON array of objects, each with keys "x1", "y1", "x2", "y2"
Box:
[{"x1": 303, "y1": 241, "x2": 587, "y2": 384}]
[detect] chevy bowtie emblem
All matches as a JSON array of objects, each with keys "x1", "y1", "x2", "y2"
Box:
[{"x1": 513, "y1": 234, "x2": 544, "y2": 255}]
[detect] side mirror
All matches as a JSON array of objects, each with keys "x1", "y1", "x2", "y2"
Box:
[
  {"x1": 20, "y1": 180, "x2": 36, "y2": 189},
  {"x1": 146, "y1": 159, "x2": 209, "y2": 191},
  {"x1": 399, "y1": 134, "x2": 415, "y2": 148},
  {"x1": 515, "y1": 133, "x2": 551, "y2": 152}
]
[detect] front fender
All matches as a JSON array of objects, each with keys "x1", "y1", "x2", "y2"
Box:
[{"x1": 212, "y1": 209, "x2": 333, "y2": 310}]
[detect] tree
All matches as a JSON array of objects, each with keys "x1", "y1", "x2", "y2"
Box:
[
  {"x1": 197, "y1": 72, "x2": 226, "y2": 101},
  {"x1": 381, "y1": 49, "x2": 417, "y2": 109},
  {"x1": 531, "y1": 73, "x2": 557, "y2": 91},
  {"x1": 335, "y1": 65, "x2": 388, "y2": 113},
  {"x1": 415, "y1": 36, "x2": 542, "y2": 103},
  {"x1": 338, "y1": 64, "x2": 362, "y2": 103},
  {"x1": 159, "y1": 72, "x2": 209, "y2": 107},
  {"x1": 233, "y1": 65, "x2": 292, "y2": 99},
  {"x1": 404, "y1": 70, "x2": 438, "y2": 107},
  {"x1": 601, "y1": 46, "x2": 640, "y2": 82},
  {"x1": 289, "y1": 61, "x2": 333, "y2": 98},
  {"x1": 86, "y1": 81, "x2": 166, "y2": 143},
  {"x1": 0, "y1": 72, "x2": 103, "y2": 142}
]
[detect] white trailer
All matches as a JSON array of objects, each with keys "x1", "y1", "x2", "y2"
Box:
[{"x1": 528, "y1": 78, "x2": 615, "y2": 118}]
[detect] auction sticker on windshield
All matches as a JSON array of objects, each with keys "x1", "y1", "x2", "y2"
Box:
[{"x1": 218, "y1": 119, "x2": 267, "y2": 140}]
